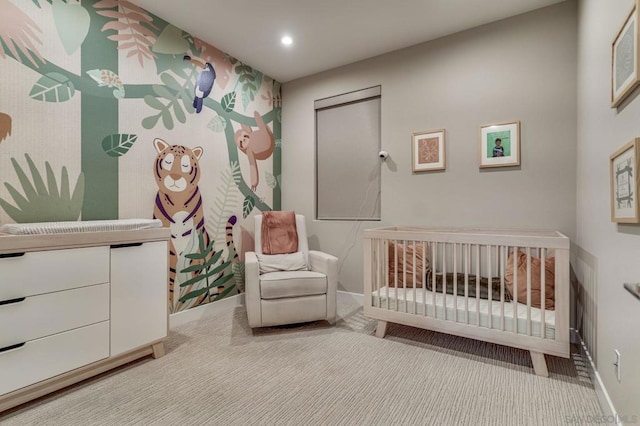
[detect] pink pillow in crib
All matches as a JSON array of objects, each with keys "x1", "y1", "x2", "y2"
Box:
[
  {"x1": 505, "y1": 251, "x2": 555, "y2": 310},
  {"x1": 388, "y1": 242, "x2": 430, "y2": 288}
]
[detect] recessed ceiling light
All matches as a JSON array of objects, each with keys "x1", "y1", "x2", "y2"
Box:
[{"x1": 281, "y1": 35, "x2": 293, "y2": 46}]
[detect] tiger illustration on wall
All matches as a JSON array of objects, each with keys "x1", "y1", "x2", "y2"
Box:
[{"x1": 152, "y1": 138, "x2": 211, "y2": 309}]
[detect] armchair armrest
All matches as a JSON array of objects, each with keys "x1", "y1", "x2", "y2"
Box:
[
  {"x1": 245, "y1": 251, "x2": 262, "y2": 328},
  {"x1": 309, "y1": 250, "x2": 338, "y2": 324}
]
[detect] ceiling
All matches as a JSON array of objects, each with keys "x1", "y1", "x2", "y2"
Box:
[{"x1": 133, "y1": 0, "x2": 565, "y2": 83}]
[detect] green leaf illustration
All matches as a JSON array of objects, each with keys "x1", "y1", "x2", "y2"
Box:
[
  {"x1": 275, "y1": 138, "x2": 282, "y2": 148},
  {"x1": 235, "y1": 64, "x2": 263, "y2": 111},
  {"x1": 29, "y1": 73, "x2": 76, "y2": 102},
  {"x1": 160, "y1": 72, "x2": 182, "y2": 91},
  {"x1": 52, "y1": 0, "x2": 90, "y2": 55},
  {"x1": 161, "y1": 110, "x2": 174, "y2": 130},
  {"x1": 152, "y1": 24, "x2": 189, "y2": 54},
  {"x1": 265, "y1": 172, "x2": 278, "y2": 189},
  {"x1": 233, "y1": 262, "x2": 245, "y2": 293},
  {"x1": 173, "y1": 101, "x2": 186, "y2": 124},
  {"x1": 152, "y1": 84, "x2": 175, "y2": 100},
  {"x1": 221, "y1": 92, "x2": 236, "y2": 112},
  {"x1": 101, "y1": 134, "x2": 138, "y2": 157},
  {"x1": 0, "y1": 154, "x2": 84, "y2": 223},
  {"x1": 206, "y1": 162, "x2": 241, "y2": 247},
  {"x1": 207, "y1": 115, "x2": 226, "y2": 132},
  {"x1": 141, "y1": 114, "x2": 160, "y2": 129},
  {"x1": 32, "y1": 0, "x2": 42, "y2": 7},
  {"x1": 243, "y1": 195, "x2": 255, "y2": 218},
  {"x1": 144, "y1": 95, "x2": 166, "y2": 111}
]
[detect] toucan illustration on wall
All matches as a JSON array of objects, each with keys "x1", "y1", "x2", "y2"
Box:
[{"x1": 183, "y1": 55, "x2": 216, "y2": 113}]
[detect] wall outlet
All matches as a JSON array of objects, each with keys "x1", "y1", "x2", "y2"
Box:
[{"x1": 614, "y1": 349, "x2": 621, "y2": 382}]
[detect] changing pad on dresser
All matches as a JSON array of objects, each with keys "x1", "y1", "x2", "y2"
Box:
[{"x1": 0, "y1": 219, "x2": 162, "y2": 235}]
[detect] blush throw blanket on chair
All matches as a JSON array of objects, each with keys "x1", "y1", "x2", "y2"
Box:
[{"x1": 261, "y1": 210, "x2": 298, "y2": 254}]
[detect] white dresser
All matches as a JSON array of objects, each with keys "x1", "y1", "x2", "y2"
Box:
[{"x1": 0, "y1": 228, "x2": 170, "y2": 412}]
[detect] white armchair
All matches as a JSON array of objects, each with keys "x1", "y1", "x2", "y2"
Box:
[{"x1": 245, "y1": 214, "x2": 338, "y2": 328}]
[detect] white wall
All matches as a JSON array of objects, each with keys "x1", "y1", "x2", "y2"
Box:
[
  {"x1": 282, "y1": 2, "x2": 578, "y2": 295},
  {"x1": 577, "y1": 0, "x2": 640, "y2": 418}
]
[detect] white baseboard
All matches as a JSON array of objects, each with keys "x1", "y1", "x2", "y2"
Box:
[
  {"x1": 337, "y1": 290, "x2": 363, "y2": 305},
  {"x1": 574, "y1": 331, "x2": 620, "y2": 425},
  {"x1": 169, "y1": 294, "x2": 245, "y2": 329}
]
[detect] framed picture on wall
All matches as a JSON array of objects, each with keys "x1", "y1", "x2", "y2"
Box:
[
  {"x1": 610, "y1": 138, "x2": 640, "y2": 223},
  {"x1": 612, "y1": 1, "x2": 640, "y2": 108},
  {"x1": 411, "y1": 129, "x2": 446, "y2": 172},
  {"x1": 479, "y1": 121, "x2": 520, "y2": 168}
]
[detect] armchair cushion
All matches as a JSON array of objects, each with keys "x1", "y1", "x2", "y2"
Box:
[
  {"x1": 256, "y1": 252, "x2": 308, "y2": 273},
  {"x1": 260, "y1": 271, "x2": 327, "y2": 299}
]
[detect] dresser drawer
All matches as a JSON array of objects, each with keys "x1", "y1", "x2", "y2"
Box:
[
  {"x1": 0, "y1": 283, "x2": 109, "y2": 349},
  {"x1": 0, "y1": 246, "x2": 109, "y2": 300},
  {"x1": 0, "y1": 321, "x2": 110, "y2": 396}
]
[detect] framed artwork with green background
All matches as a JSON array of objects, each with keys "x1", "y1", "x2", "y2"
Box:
[{"x1": 479, "y1": 121, "x2": 520, "y2": 168}]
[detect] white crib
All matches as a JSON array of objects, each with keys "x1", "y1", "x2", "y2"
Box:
[{"x1": 363, "y1": 227, "x2": 570, "y2": 376}]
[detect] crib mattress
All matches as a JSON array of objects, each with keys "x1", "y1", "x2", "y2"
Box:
[
  {"x1": 372, "y1": 286, "x2": 556, "y2": 339},
  {"x1": 0, "y1": 219, "x2": 162, "y2": 235}
]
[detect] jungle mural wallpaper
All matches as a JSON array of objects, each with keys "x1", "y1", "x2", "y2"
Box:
[{"x1": 0, "y1": 0, "x2": 282, "y2": 313}]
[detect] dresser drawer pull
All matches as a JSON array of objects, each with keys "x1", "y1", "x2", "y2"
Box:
[
  {"x1": 0, "y1": 297, "x2": 26, "y2": 306},
  {"x1": 110, "y1": 242, "x2": 143, "y2": 249},
  {"x1": 0, "y1": 252, "x2": 25, "y2": 259},
  {"x1": 0, "y1": 342, "x2": 25, "y2": 354}
]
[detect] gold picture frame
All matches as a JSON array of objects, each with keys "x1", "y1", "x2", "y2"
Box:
[
  {"x1": 612, "y1": 1, "x2": 640, "y2": 108},
  {"x1": 610, "y1": 138, "x2": 640, "y2": 223},
  {"x1": 411, "y1": 129, "x2": 446, "y2": 172},
  {"x1": 479, "y1": 121, "x2": 520, "y2": 168}
]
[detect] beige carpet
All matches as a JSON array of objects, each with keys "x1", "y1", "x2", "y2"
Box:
[{"x1": 1, "y1": 297, "x2": 602, "y2": 425}]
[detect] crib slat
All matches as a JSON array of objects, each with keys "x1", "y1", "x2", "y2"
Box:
[
  {"x1": 432, "y1": 242, "x2": 437, "y2": 318},
  {"x1": 464, "y1": 243, "x2": 469, "y2": 324},
  {"x1": 422, "y1": 241, "x2": 427, "y2": 317},
  {"x1": 526, "y1": 247, "x2": 532, "y2": 336},
  {"x1": 442, "y1": 242, "x2": 447, "y2": 321},
  {"x1": 403, "y1": 240, "x2": 407, "y2": 314},
  {"x1": 487, "y1": 244, "x2": 492, "y2": 330},
  {"x1": 476, "y1": 244, "x2": 480, "y2": 327},
  {"x1": 392, "y1": 239, "x2": 397, "y2": 311},
  {"x1": 453, "y1": 243, "x2": 458, "y2": 323},
  {"x1": 376, "y1": 238, "x2": 386, "y2": 308},
  {"x1": 512, "y1": 246, "x2": 519, "y2": 334},
  {"x1": 500, "y1": 245, "x2": 505, "y2": 331},
  {"x1": 540, "y1": 248, "x2": 546, "y2": 339},
  {"x1": 413, "y1": 240, "x2": 417, "y2": 315}
]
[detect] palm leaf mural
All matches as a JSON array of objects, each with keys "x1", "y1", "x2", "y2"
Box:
[
  {"x1": 233, "y1": 261, "x2": 246, "y2": 293},
  {"x1": 0, "y1": 112, "x2": 11, "y2": 143},
  {"x1": 0, "y1": 154, "x2": 84, "y2": 223},
  {"x1": 206, "y1": 161, "x2": 241, "y2": 250},
  {"x1": 178, "y1": 232, "x2": 234, "y2": 306},
  {"x1": 94, "y1": 0, "x2": 158, "y2": 68},
  {"x1": 0, "y1": 0, "x2": 44, "y2": 68},
  {"x1": 174, "y1": 229, "x2": 199, "y2": 313},
  {"x1": 243, "y1": 195, "x2": 256, "y2": 219}
]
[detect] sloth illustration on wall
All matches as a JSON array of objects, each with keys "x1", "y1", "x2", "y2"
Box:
[{"x1": 235, "y1": 111, "x2": 275, "y2": 191}]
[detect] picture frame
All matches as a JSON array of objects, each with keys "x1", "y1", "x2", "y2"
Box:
[
  {"x1": 411, "y1": 129, "x2": 446, "y2": 172},
  {"x1": 612, "y1": 1, "x2": 640, "y2": 108},
  {"x1": 610, "y1": 138, "x2": 640, "y2": 223},
  {"x1": 479, "y1": 121, "x2": 520, "y2": 168}
]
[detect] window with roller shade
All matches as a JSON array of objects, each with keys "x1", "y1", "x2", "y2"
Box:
[{"x1": 315, "y1": 86, "x2": 381, "y2": 220}]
